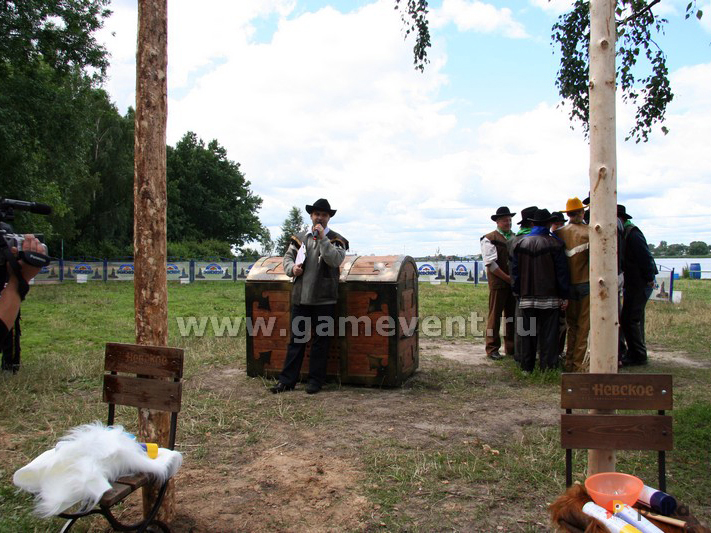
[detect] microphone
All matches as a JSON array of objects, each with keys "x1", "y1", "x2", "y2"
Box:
[
  {"x1": 0, "y1": 198, "x2": 53, "y2": 215},
  {"x1": 313, "y1": 226, "x2": 319, "y2": 241}
]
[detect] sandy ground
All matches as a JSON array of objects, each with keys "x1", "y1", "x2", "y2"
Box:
[{"x1": 75, "y1": 340, "x2": 709, "y2": 532}]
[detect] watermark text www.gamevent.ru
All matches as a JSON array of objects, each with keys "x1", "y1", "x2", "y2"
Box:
[{"x1": 175, "y1": 314, "x2": 536, "y2": 339}]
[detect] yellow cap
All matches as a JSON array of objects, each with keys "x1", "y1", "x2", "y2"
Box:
[
  {"x1": 562, "y1": 197, "x2": 586, "y2": 213},
  {"x1": 145, "y1": 442, "x2": 159, "y2": 459}
]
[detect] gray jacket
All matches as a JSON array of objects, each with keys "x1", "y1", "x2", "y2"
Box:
[{"x1": 283, "y1": 229, "x2": 349, "y2": 305}]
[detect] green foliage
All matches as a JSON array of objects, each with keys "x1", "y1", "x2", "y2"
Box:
[
  {"x1": 0, "y1": 0, "x2": 111, "y2": 77},
  {"x1": 167, "y1": 239, "x2": 234, "y2": 260},
  {"x1": 650, "y1": 241, "x2": 709, "y2": 257},
  {"x1": 166, "y1": 132, "x2": 264, "y2": 249},
  {"x1": 666, "y1": 243, "x2": 688, "y2": 256},
  {"x1": 0, "y1": 2, "x2": 264, "y2": 260},
  {"x1": 0, "y1": 0, "x2": 112, "y2": 249},
  {"x1": 688, "y1": 241, "x2": 709, "y2": 256},
  {"x1": 276, "y1": 206, "x2": 308, "y2": 256},
  {"x1": 1, "y1": 64, "x2": 102, "y2": 243},
  {"x1": 393, "y1": 0, "x2": 431, "y2": 72},
  {"x1": 551, "y1": 0, "x2": 701, "y2": 142}
]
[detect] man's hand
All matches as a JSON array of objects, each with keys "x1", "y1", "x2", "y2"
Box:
[
  {"x1": 313, "y1": 224, "x2": 325, "y2": 240},
  {"x1": 10, "y1": 235, "x2": 44, "y2": 282},
  {"x1": 292, "y1": 264, "x2": 304, "y2": 277},
  {"x1": 560, "y1": 299, "x2": 569, "y2": 311}
]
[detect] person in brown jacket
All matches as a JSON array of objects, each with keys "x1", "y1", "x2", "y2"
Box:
[
  {"x1": 480, "y1": 206, "x2": 516, "y2": 360},
  {"x1": 555, "y1": 197, "x2": 590, "y2": 372}
]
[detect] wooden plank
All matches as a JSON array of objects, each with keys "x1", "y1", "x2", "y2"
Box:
[
  {"x1": 561, "y1": 373, "x2": 672, "y2": 410},
  {"x1": 105, "y1": 343, "x2": 183, "y2": 378},
  {"x1": 561, "y1": 414, "x2": 673, "y2": 450},
  {"x1": 115, "y1": 473, "x2": 150, "y2": 489},
  {"x1": 261, "y1": 290, "x2": 291, "y2": 302},
  {"x1": 253, "y1": 338, "x2": 292, "y2": 351},
  {"x1": 99, "y1": 481, "x2": 133, "y2": 507},
  {"x1": 103, "y1": 374, "x2": 182, "y2": 412}
]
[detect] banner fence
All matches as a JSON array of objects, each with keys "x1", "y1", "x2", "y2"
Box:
[{"x1": 32, "y1": 259, "x2": 677, "y2": 301}]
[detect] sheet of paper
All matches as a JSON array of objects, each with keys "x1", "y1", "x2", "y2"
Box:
[{"x1": 295, "y1": 243, "x2": 306, "y2": 266}]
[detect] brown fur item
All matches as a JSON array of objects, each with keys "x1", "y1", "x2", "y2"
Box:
[{"x1": 548, "y1": 484, "x2": 609, "y2": 533}]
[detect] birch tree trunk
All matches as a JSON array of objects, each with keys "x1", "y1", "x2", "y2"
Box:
[
  {"x1": 587, "y1": 0, "x2": 619, "y2": 476},
  {"x1": 134, "y1": 0, "x2": 173, "y2": 522}
]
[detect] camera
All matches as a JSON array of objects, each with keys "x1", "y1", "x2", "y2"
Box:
[
  {"x1": 1, "y1": 198, "x2": 53, "y2": 373},
  {"x1": 0, "y1": 198, "x2": 52, "y2": 268},
  {"x1": 0, "y1": 230, "x2": 49, "y2": 267}
]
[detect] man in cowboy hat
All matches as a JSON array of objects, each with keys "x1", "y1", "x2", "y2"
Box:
[
  {"x1": 480, "y1": 206, "x2": 516, "y2": 360},
  {"x1": 551, "y1": 211, "x2": 567, "y2": 232},
  {"x1": 555, "y1": 197, "x2": 590, "y2": 372},
  {"x1": 617, "y1": 205, "x2": 657, "y2": 367},
  {"x1": 511, "y1": 209, "x2": 570, "y2": 372},
  {"x1": 271, "y1": 198, "x2": 349, "y2": 394},
  {"x1": 507, "y1": 206, "x2": 537, "y2": 363}
]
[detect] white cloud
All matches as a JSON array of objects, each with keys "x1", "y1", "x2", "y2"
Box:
[
  {"x1": 99, "y1": 1, "x2": 711, "y2": 255},
  {"x1": 528, "y1": 0, "x2": 574, "y2": 15},
  {"x1": 698, "y1": 2, "x2": 711, "y2": 32},
  {"x1": 98, "y1": 0, "x2": 297, "y2": 111},
  {"x1": 432, "y1": 0, "x2": 528, "y2": 39}
]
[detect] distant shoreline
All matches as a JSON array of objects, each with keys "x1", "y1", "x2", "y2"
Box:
[{"x1": 653, "y1": 255, "x2": 711, "y2": 260}]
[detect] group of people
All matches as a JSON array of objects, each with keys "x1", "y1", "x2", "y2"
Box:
[{"x1": 481, "y1": 199, "x2": 657, "y2": 373}]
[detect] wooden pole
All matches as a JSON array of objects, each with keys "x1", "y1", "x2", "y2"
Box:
[
  {"x1": 134, "y1": 0, "x2": 173, "y2": 522},
  {"x1": 587, "y1": 0, "x2": 619, "y2": 475}
]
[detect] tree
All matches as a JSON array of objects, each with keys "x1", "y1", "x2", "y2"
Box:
[
  {"x1": 688, "y1": 241, "x2": 709, "y2": 256},
  {"x1": 134, "y1": 0, "x2": 171, "y2": 522},
  {"x1": 0, "y1": 0, "x2": 111, "y2": 77},
  {"x1": 257, "y1": 226, "x2": 275, "y2": 256},
  {"x1": 72, "y1": 97, "x2": 135, "y2": 256},
  {"x1": 166, "y1": 132, "x2": 265, "y2": 249},
  {"x1": 276, "y1": 207, "x2": 307, "y2": 256},
  {"x1": 586, "y1": 0, "x2": 619, "y2": 478},
  {"x1": 0, "y1": 0, "x2": 112, "y2": 247},
  {"x1": 394, "y1": 0, "x2": 431, "y2": 72},
  {"x1": 666, "y1": 243, "x2": 688, "y2": 256},
  {"x1": 552, "y1": 0, "x2": 704, "y2": 142}
]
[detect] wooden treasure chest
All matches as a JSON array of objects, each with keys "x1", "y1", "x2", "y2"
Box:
[{"x1": 245, "y1": 255, "x2": 418, "y2": 387}]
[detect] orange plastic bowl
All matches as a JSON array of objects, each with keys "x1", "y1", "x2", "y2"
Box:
[{"x1": 585, "y1": 472, "x2": 644, "y2": 512}]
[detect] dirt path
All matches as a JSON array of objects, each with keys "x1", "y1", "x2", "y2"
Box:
[{"x1": 111, "y1": 339, "x2": 705, "y2": 532}]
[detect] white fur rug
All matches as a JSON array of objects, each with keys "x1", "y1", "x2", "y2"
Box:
[{"x1": 13, "y1": 422, "x2": 182, "y2": 517}]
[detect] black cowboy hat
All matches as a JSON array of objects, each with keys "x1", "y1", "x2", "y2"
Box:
[
  {"x1": 306, "y1": 198, "x2": 337, "y2": 217},
  {"x1": 530, "y1": 208, "x2": 556, "y2": 225},
  {"x1": 491, "y1": 206, "x2": 516, "y2": 221},
  {"x1": 617, "y1": 204, "x2": 633, "y2": 220},
  {"x1": 517, "y1": 205, "x2": 538, "y2": 225},
  {"x1": 551, "y1": 211, "x2": 567, "y2": 224}
]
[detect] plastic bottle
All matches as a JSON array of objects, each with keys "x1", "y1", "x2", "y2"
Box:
[
  {"x1": 139, "y1": 442, "x2": 159, "y2": 459},
  {"x1": 637, "y1": 485, "x2": 677, "y2": 515},
  {"x1": 582, "y1": 502, "x2": 643, "y2": 533}
]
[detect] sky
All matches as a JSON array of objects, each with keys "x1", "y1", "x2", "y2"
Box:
[{"x1": 98, "y1": 0, "x2": 711, "y2": 256}]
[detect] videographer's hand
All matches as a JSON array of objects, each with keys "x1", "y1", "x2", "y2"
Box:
[{"x1": 11, "y1": 235, "x2": 44, "y2": 282}]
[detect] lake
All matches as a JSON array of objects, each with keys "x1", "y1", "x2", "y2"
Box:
[{"x1": 654, "y1": 257, "x2": 711, "y2": 279}]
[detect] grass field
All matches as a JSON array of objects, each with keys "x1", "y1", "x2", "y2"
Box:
[{"x1": 1, "y1": 280, "x2": 709, "y2": 531}]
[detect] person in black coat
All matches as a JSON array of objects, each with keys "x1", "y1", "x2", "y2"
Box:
[{"x1": 617, "y1": 205, "x2": 658, "y2": 366}]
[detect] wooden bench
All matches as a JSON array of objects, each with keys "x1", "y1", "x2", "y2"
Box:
[
  {"x1": 58, "y1": 342, "x2": 184, "y2": 533},
  {"x1": 561, "y1": 373, "x2": 673, "y2": 491}
]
